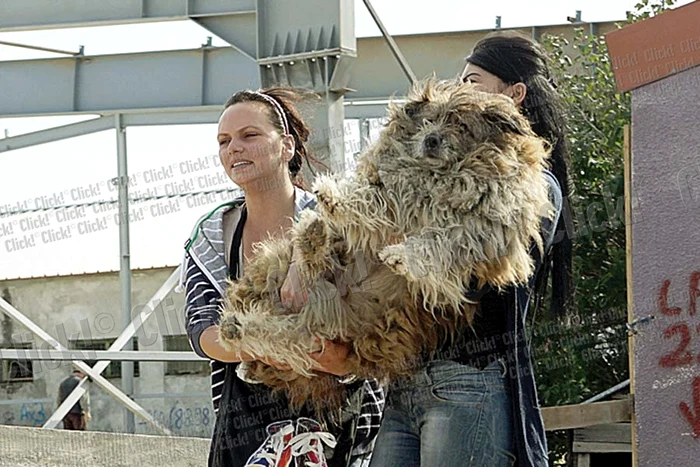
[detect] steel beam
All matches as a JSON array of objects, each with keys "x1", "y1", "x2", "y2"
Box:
[
  {"x1": 0, "y1": 39, "x2": 81, "y2": 56},
  {"x1": 43, "y1": 268, "x2": 179, "y2": 430},
  {"x1": 255, "y1": 0, "x2": 356, "y2": 175},
  {"x1": 0, "y1": 0, "x2": 256, "y2": 31},
  {"x1": 361, "y1": 0, "x2": 416, "y2": 85},
  {"x1": 115, "y1": 115, "x2": 135, "y2": 433},
  {"x1": 0, "y1": 295, "x2": 171, "y2": 435},
  {"x1": 0, "y1": 108, "x2": 226, "y2": 154},
  {"x1": 193, "y1": 15, "x2": 257, "y2": 60},
  {"x1": 0, "y1": 103, "x2": 390, "y2": 156},
  {"x1": 256, "y1": 0, "x2": 354, "y2": 59},
  {"x1": 344, "y1": 98, "x2": 405, "y2": 119},
  {"x1": 0, "y1": 48, "x2": 259, "y2": 118},
  {"x1": 1, "y1": 23, "x2": 620, "y2": 121},
  {"x1": 359, "y1": 118, "x2": 371, "y2": 152},
  {"x1": 0, "y1": 117, "x2": 112, "y2": 153},
  {"x1": 0, "y1": 349, "x2": 205, "y2": 361}
]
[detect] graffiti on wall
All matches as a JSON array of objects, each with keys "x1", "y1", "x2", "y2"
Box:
[
  {"x1": 1, "y1": 401, "x2": 48, "y2": 427},
  {"x1": 656, "y1": 271, "x2": 700, "y2": 437},
  {"x1": 137, "y1": 400, "x2": 211, "y2": 434}
]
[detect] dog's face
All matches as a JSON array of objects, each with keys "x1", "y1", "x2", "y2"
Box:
[{"x1": 377, "y1": 79, "x2": 541, "y2": 180}]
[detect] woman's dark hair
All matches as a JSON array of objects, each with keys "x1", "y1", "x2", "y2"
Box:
[
  {"x1": 467, "y1": 31, "x2": 574, "y2": 317},
  {"x1": 223, "y1": 87, "x2": 324, "y2": 189}
]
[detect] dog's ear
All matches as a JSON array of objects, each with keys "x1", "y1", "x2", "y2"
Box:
[{"x1": 482, "y1": 105, "x2": 532, "y2": 137}]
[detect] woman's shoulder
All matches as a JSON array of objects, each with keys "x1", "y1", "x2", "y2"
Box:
[
  {"x1": 294, "y1": 186, "x2": 317, "y2": 217},
  {"x1": 542, "y1": 169, "x2": 563, "y2": 213},
  {"x1": 541, "y1": 169, "x2": 563, "y2": 251},
  {"x1": 188, "y1": 198, "x2": 244, "y2": 230}
]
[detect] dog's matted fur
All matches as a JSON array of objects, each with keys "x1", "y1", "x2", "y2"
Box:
[{"x1": 218, "y1": 78, "x2": 554, "y2": 416}]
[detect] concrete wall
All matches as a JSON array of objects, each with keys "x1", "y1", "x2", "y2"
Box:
[
  {"x1": 351, "y1": 21, "x2": 620, "y2": 99},
  {"x1": 0, "y1": 424, "x2": 209, "y2": 467},
  {"x1": 0, "y1": 267, "x2": 214, "y2": 438},
  {"x1": 630, "y1": 64, "x2": 700, "y2": 466}
]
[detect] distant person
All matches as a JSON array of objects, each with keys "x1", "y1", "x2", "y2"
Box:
[{"x1": 57, "y1": 369, "x2": 91, "y2": 430}]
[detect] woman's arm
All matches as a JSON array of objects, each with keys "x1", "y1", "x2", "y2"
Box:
[
  {"x1": 198, "y1": 326, "x2": 249, "y2": 363},
  {"x1": 184, "y1": 256, "x2": 244, "y2": 363},
  {"x1": 186, "y1": 256, "x2": 294, "y2": 369}
]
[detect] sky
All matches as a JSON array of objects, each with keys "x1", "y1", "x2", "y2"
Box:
[{"x1": 0, "y1": 0, "x2": 693, "y2": 280}]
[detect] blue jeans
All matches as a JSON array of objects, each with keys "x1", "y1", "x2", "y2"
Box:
[{"x1": 368, "y1": 359, "x2": 516, "y2": 467}]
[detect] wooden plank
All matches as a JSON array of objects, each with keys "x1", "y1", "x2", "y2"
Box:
[
  {"x1": 542, "y1": 399, "x2": 632, "y2": 431},
  {"x1": 575, "y1": 453, "x2": 591, "y2": 467},
  {"x1": 623, "y1": 123, "x2": 637, "y2": 467},
  {"x1": 604, "y1": 1, "x2": 700, "y2": 92},
  {"x1": 573, "y1": 442, "x2": 633, "y2": 453},
  {"x1": 574, "y1": 423, "x2": 631, "y2": 444}
]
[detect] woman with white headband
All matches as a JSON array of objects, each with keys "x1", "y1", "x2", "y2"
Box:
[{"x1": 180, "y1": 88, "x2": 384, "y2": 467}]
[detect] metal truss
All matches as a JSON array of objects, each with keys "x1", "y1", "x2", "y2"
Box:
[
  {"x1": 0, "y1": 349, "x2": 205, "y2": 362},
  {"x1": 0, "y1": 268, "x2": 181, "y2": 434}
]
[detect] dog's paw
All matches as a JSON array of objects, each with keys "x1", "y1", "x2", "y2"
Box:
[
  {"x1": 298, "y1": 216, "x2": 329, "y2": 258},
  {"x1": 314, "y1": 180, "x2": 343, "y2": 217},
  {"x1": 378, "y1": 244, "x2": 410, "y2": 277},
  {"x1": 218, "y1": 313, "x2": 242, "y2": 343}
]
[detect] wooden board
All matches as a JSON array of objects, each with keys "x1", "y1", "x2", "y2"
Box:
[
  {"x1": 573, "y1": 423, "x2": 632, "y2": 453},
  {"x1": 541, "y1": 399, "x2": 632, "y2": 432},
  {"x1": 623, "y1": 124, "x2": 637, "y2": 467},
  {"x1": 605, "y1": 1, "x2": 700, "y2": 92}
]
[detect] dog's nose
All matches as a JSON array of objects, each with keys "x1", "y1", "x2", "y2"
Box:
[{"x1": 423, "y1": 133, "x2": 441, "y2": 156}]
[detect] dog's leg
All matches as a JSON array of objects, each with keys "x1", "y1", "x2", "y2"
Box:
[
  {"x1": 378, "y1": 228, "x2": 490, "y2": 311},
  {"x1": 291, "y1": 209, "x2": 335, "y2": 280},
  {"x1": 313, "y1": 175, "x2": 395, "y2": 242}
]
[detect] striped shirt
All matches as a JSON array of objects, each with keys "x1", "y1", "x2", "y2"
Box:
[{"x1": 180, "y1": 188, "x2": 384, "y2": 453}]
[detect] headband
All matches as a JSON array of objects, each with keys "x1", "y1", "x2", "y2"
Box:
[{"x1": 252, "y1": 91, "x2": 289, "y2": 135}]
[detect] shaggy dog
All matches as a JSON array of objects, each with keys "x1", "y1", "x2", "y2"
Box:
[{"x1": 218, "y1": 78, "x2": 553, "y2": 416}]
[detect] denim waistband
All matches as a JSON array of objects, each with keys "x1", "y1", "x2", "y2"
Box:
[{"x1": 392, "y1": 358, "x2": 508, "y2": 391}]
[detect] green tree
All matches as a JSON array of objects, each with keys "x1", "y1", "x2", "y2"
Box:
[{"x1": 533, "y1": 0, "x2": 676, "y2": 463}]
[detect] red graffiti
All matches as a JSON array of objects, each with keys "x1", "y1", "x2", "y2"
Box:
[
  {"x1": 656, "y1": 272, "x2": 700, "y2": 438},
  {"x1": 659, "y1": 323, "x2": 694, "y2": 368},
  {"x1": 659, "y1": 279, "x2": 682, "y2": 316},
  {"x1": 657, "y1": 272, "x2": 700, "y2": 318},
  {"x1": 690, "y1": 272, "x2": 700, "y2": 316},
  {"x1": 679, "y1": 376, "x2": 700, "y2": 438}
]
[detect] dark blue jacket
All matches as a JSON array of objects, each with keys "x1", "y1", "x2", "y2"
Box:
[{"x1": 508, "y1": 170, "x2": 561, "y2": 467}]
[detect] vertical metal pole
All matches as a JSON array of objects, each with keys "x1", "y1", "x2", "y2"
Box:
[
  {"x1": 359, "y1": 118, "x2": 370, "y2": 152},
  {"x1": 115, "y1": 114, "x2": 135, "y2": 434}
]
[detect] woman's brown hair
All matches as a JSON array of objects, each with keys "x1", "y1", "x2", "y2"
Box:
[{"x1": 223, "y1": 88, "x2": 324, "y2": 189}]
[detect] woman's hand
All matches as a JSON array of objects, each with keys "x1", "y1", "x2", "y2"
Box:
[
  {"x1": 280, "y1": 261, "x2": 311, "y2": 311},
  {"x1": 309, "y1": 338, "x2": 353, "y2": 377},
  {"x1": 258, "y1": 357, "x2": 292, "y2": 371},
  {"x1": 254, "y1": 338, "x2": 352, "y2": 376}
]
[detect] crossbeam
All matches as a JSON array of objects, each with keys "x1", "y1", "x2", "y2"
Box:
[
  {"x1": 0, "y1": 0, "x2": 256, "y2": 31},
  {"x1": 0, "y1": 295, "x2": 172, "y2": 435},
  {"x1": 0, "y1": 48, "x2": 259, "y2": 118},
  {"x1": 541, "y1": 399, "x2": 633, "y2": 431},
  {"x1": 42, "y1": 268, "x2": 180, "y2": 431},
  {"x1": 0, "y1": 349, "x2": 205, "y2": 361}
]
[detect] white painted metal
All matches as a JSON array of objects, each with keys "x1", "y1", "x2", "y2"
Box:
[
  {"x1": 0, "y1": 295, "x2": 173, "y2": 435},
  {"x1": 41, "y1": 269, "x2": 181, "y2": 431},
  {"x1": 0, "y1": 349, "x2": 205, "y2": 361}
]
